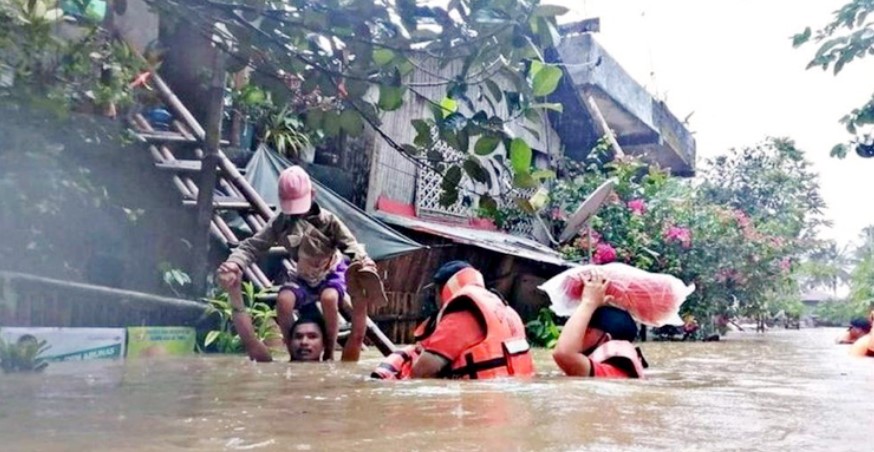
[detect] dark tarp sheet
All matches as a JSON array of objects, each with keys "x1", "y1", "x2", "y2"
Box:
[{"x1": 226, "y1": 145, "x2": 425, "y2": 261}]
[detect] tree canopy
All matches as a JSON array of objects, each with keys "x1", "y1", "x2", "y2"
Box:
[
  {"x1": 147, "y1": 0, "x2": 571, "y2": 207},
  {"x1": 793, "y1": 0, "x2": 874, "y2": 158}
]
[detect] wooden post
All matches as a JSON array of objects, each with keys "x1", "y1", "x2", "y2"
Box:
[
  {"x1": 492, "y1": 255, "x2": 516, "y2": 297},
  {"x1": 586, "y1": 95, "x2": 625, "y2": 158},
  {"x1": 191, "y1": 49, "x2": 226, "y2": 296}
]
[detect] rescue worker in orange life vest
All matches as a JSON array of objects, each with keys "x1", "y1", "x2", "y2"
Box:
[
  {"x1": 403, "y1": 260, "x2": 535, "y2": 379},
  {"x1": 553, "y1": 269, "x2": 648, "y2": 378}
]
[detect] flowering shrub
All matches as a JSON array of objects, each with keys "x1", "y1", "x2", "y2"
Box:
[
  {"x1": 542, "y1": 138, "x2": 823, "y2": 325},
  {"x1": 592, "y1": 243, "x2": 617, "y2": 264}
]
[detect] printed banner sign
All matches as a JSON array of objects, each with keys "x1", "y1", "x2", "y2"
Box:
[
  {"x1": 126, "y1": 327, "x2": 196, "y2": 358},
  {"x1": 0, "y1": 327, "x2": 125, "y2": 362}
]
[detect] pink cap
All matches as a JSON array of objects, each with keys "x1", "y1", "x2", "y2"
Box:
[{"x1": 277, "y1": 166, "x2": 313, "y2": 215}]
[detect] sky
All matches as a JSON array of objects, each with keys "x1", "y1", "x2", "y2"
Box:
[{"x1": 550, "y1": 0, "x2": 874, "y2": 247}]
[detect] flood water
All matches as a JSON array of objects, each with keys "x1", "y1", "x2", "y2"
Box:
[{"x1": 0, "y1": 328, "x2": 871, "y2": 452}]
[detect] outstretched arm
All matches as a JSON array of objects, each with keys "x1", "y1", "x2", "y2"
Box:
[
  {"x1": 410, "y1": 351, "x2": 450, "y2": 378},
  {"x1": 225, "y1": 215, "x2": 281, "y2": 270},
  {"x1": 228, "y1": 284, "x2": 274, "y2": 363}
]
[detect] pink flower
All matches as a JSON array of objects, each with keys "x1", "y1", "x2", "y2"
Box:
[
  {"x1": 627, "y1": 199, "x2": 647, "y2": 215},
  {"x1": 779, "y1": 257, "x2": 791, "y2": 273},
  {"x1": 743, "y1": 227, "x2": 763, "y2": 241},
  {"x1": 733, "y1": 210, "x2": 751, "y2": 228},
  {"x1": 664, "y1": 226, "x2": 692, "y2": 248},
  {"x1": 593, "y1": 243, "x2": 617, "y2": 264}
]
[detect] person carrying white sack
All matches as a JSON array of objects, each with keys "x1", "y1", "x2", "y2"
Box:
[
  {"x1": 543, "y1": 263, "x2": 696, "y2": 378},
  {"x1": 552, "y1": 269, "x2": 649, "y2": 378}
]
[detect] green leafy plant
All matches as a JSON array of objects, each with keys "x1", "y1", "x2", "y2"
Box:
[
  {"x1": 793, "y1": 1, "x2": 874, "y2": 158},
  {"x1": 526, "y1": 307, "x2": 562, "y2": 348},
  {"x1": 260, "y1": 105, "x2": 311, "y2": 159},
  {"x1": 2, "y1": 0, "x2": 64, "y2": 22},
  {"x1": 840, "y1": 226, "x2": 874, "y2": 322},
  {"x1": 158, "y1": 261, "x2": 191, "y2": 297},
  {"x1": 229, "y1": 83, "x2": 274, "y2": 121},
  {"x1": 145, "y1": 0, "x2": 569, "y2": 203},
  {"x1": 0, "y1": 1, "x2": 147, "y2": 114},
  {"x1": 0, "y1": 335, "x2": 50, "y2": 373},
  {"x1": 201, "y1": 282, "x2": 279, "y2": 353}
]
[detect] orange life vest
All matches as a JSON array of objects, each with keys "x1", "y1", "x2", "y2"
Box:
[
  {"x1": 849, "y1": 334, "x2": 874, "y2": 357},
  {"x1": 588, "y1": 340, "x2": 647, "y2": 378},
  {"x1": 374, "y1": 267, "x2": 535, "y2": 380},
  {"x1": 425, "y1": 268, "x2": 535, "y2": 379}
]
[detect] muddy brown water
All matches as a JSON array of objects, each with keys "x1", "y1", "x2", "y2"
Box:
[{"x1": 0, "y1": 328, "x2": 871, "y2": 452}]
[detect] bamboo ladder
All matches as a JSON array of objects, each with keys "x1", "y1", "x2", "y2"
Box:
[{"x1": 129, "y1": 73, "x2": 396, "y2": 356}]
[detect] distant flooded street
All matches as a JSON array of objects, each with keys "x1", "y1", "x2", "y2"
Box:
[{"x1": 1, "y1": 328, "x2": 872, "y2": 452}]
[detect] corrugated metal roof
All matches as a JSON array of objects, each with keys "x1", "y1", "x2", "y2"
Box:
[{"x1": 374, "y1": 212, "x2": 577, "y2": 268}]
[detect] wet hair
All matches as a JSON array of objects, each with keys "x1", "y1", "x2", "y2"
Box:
[
  {"x1": 433, "y1": 260, "x2": 473, "y2": 286},
  {"x1": 291, "y1": 314, "x2": 327, "y2": 341},
  {"x1": 590, "y1": 306, "x2": 639, "y2": 342},
  {"x1": 849, "y1": 317, "x2": 871, "y2": 333}
]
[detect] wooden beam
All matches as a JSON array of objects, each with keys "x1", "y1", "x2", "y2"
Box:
[
  {"x1": 155, "y1": 160, "x2": 206, "y2": 173},
  {"x1": 182, "y1": 200, "x2": 250, "y2": 210},
  {"x1": 491, "y1": 254, "x2": 516, "y2": 296},
  {"x1": 191, "y1": 50, "x2": 227, "y2": 296},
  {"x1": 586, "y1": 95, "x2": 626, "y2": 158},
  {"x1": 181, "y1": 196, "x2": 274, "y2": 211},
  {"x1": 133, "y1": 114, "x2": 273, "y2": 290}
]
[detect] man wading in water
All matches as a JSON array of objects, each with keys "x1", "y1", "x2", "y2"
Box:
[
  {"x1": 226, "y1": 282, "x2": 327, "y2": 362},
  {"x1": 552, "y1": 269, "x2": 649, "y2": 378},
  {"x1": 836, "y1": 317, "x2": 871, "y2": 344},
  {"x1": 848, "y1": 310, "x2": 874, "y2": 358},
  {"x1": 371, "y1": 261, "x2": 535, "y2": 379},
  {"x1": 216, "y1": 166, "x2": 387, "y2": 362}
]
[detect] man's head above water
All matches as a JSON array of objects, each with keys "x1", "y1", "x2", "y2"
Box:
[
  {"x1": 848, "y1": 317, "x2": 872, "y2": 341},
  {"x1": 581, "y1": 306, "x2": 639, "y2": 355},
  {"x1": 288, "y1": 315, "x2": 326, "y2": 361}
]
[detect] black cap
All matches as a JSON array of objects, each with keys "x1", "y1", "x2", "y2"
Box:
[
  {"x1": 849, "y1": 317, "x2": 872, "y2": 333},
  {"x1": 432, "y1": 260, "x2": 472, "y2": 286},
  {"x1": 590, "y1": 306, "x2": 639, "y2": 342}
]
